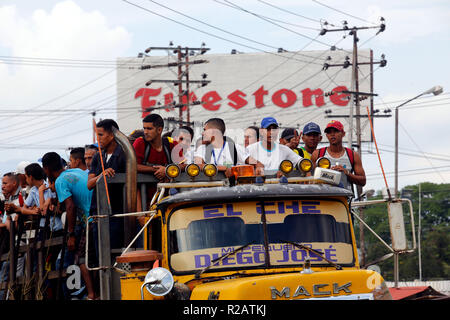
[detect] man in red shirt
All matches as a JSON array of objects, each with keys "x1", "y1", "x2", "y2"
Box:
[
  {"x1": 133, "y1": 114, "x2": 179, "y2": 177},
  {"x1": 133, "y1": 114, "x2": 183, "y2": 213}
]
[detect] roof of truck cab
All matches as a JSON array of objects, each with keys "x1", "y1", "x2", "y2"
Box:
[{"x1": 157, "y1": 183, "x2": 353, "y2": 209}]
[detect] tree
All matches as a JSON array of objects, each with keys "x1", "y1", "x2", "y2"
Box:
[{"x1": 356, "y1": 183, "x2": 450, "y2": 281}]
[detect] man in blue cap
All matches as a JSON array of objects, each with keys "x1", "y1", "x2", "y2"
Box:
[
  {"x1": 299, "y1": 122, "x2": 322, "y2": 160},
  {"x1": 246, "y1": 117, "x2": 302, "y2": 173}
]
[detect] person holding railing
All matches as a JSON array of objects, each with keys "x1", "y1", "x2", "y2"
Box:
[{"x1": 42, "y1": 152, "x2": 97, "y2": 300}]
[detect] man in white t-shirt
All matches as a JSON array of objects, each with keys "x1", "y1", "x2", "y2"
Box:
[
  {"x1": 194, "y1": 118, "x2": 251, "y2": 176},
  {"x1": 246, "y1": 117, "x2": 302, "y2": 174}
]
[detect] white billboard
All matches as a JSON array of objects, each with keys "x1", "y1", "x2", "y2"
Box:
[{"x1": 116, "y1": 49, "x2": 373, "y2": 143}]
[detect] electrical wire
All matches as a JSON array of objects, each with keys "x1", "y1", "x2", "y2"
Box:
[
  {"x1": 121, "y1": 0, "x2": 322, "y2": 65},
  {"x1": 220, "y1": 0, "x2": 333, "y2": 47},
  {"x1": 311, "y1": 0, "x2": 379, "y2": 26},
  {"x1": 399, "y1": 121, "x2": 447, "y2": 183},
  {"x1": 0, "y1": 54, "x2": 179, "y2": 137},
  {"x1": 257, "y1": 0, "x2": 325, "y2": 24}
]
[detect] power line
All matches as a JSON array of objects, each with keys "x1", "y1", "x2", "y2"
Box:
[
  {"x1": 399, "y1": 122, "x2": 447, "y2": 183},
  {"x1": 219, "y1": 0, "x2": 333, "y2": 47},
  {"x1": 256, "y1": 0, "x2": 325, "y2": 24},
  {"x1": 122, "y1": 0, "x2": 323, "y2": 65},
  {"x1": 311, "y1": 0, "x2": 379, "y2": 26}
]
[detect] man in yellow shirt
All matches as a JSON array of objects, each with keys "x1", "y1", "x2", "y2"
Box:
[{"x1": 298, "y1": 122, "x2": 322, "y2": 160}]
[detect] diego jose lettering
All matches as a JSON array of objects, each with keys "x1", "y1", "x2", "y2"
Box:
[{"x1": 193, "y1": 244, "x2": 338, "y2": 268}]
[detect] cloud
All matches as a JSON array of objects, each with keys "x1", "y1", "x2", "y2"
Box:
[{"x1": 0, "y1": 1, "x2": 132, "y2": 172}]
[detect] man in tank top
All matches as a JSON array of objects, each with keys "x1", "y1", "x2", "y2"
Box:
[{"x1": 311, "y1": 120, "x2": 366, "y2": 192}]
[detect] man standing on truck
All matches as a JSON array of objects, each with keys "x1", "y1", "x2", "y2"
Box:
[
  {"x1": 133, "y1": 114, "x2": 182, "y2": 214},
  {"x1": 247, "y1": 117, "x2": 302, "y2": 173},
  {"x1": 194, "y1": 118, "x2": 250, "y2": 175},
  {"x1": 311, "y1": 120, "x2": 366, "y2": 192},
  {"x1": 42, "y1": 152, "x2": 97, "y2": 300},
  {"x1": 87, "y1": 119, "x2": 127, "y2": 250},
  {"x1": 298, "y1": 122, "x2": 322, "y2": 160}
]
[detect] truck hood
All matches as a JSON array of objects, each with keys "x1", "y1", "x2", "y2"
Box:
[{"x1": 190, "y1": 269, "x2": 389, "y2": 300}]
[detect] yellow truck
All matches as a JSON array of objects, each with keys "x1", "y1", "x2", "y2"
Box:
[{"x1": 110, "y1": 158, "x2": 393, "y2": 301}]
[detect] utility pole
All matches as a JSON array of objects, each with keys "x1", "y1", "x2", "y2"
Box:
[
  {"x1": 418, "y1": 183, "x2": 422, "y2": 281},
  {"x1": 141, "y1": 44, "x2": 211, "y2": 126},
  {"x1": 321, "y1": 19, "x2": 386, "y2": 267}
]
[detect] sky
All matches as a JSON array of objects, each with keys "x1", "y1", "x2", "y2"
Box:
[{"x1": 0, "y1": 0, "x2": 449, "y2": 194}]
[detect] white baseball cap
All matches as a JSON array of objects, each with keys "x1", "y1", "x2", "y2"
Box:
[{"x1": 16, "y1": 161, "x2": 31, "y2": 174}]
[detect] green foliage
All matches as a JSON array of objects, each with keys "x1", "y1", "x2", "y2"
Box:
[{"x1": 355, "y1": 182, "x2": 450, "y2": 281}]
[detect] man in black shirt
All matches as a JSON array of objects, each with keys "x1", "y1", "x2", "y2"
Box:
[{"x1": 87, "y1": 119, "x2": 127, "y2": 250}]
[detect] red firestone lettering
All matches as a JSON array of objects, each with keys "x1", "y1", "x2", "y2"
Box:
[
  {"x1": 272, "y1": 89, "x2": 297, "y2": 108},
  {"x1": 135, "y1": 87, "x2": 162, "y2": 118},
  {"x1": 201, "y1": 90, "x2": 222, "y2": 111},
  {"x1": 181, "y1": 92, "x2": 199, "y2": 111},
  {"x1": 134, "y1": 84, "x2": 351, "y2": 116},
  {"x1": 227, "y1": 90, "x2": 248, "y2": 110},
  {"x1": 164, "y1": 92, "x2": 174, "y2": 112},
  {"x1": 253, "y1": 85, "x2": 269, "y2": 108},
  {"x1": 301, "y1": 88, "x2": 325, "y2": 107},
  {"x1": 329, "y1": 86, "x2": 350, "y2": 106}
]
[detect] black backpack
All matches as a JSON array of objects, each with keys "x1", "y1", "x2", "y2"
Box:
[{"x1": 143, "y1": 137, "x2": 173, "y2": 165}]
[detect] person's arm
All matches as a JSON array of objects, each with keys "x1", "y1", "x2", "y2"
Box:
[
  {"x1": 38, "y1": 184, "x2": 46, "y2": 210},
  {"x1": 63, "y1": 196, "x2": 77, "y2": 251},
  {"x1": 87, "y1": 169, "x2": 116, "y2": 190},
  {"x1": 87, "y1": 154, "x2": 116, "y2": 190},
  {"x1": 20, "y1": 206, "x2": 40, "y2": 215},
  {"x1": 310, "y1": 149, "x2": 320, "y2": 167}
]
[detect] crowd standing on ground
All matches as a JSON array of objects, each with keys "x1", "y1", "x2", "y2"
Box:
[{"x1": 0, "y1": 115, "x2": 365, "y2": 300}]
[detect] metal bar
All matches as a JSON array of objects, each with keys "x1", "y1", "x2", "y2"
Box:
[
  {"x1": 259, "y1": 201, "x2": 271, "y2": 269},
  {"x1": 325, "y1": 114, "x2": 392, "y2": 118},
  {"x1": 113, "y1": 213, "x2": 157, "y2": 273},
  {"x1": 264, "y1": 176, "x2": 315, "y2": 184},
  {"x1": 157, "y1": 181, "x2": 226, "y2": 188},
  {"x1": 147, "y1": 79, "x2": 211, "y2": 84},
  {"x1": 145, "y1": 46, "x2": 210, "y2": 51},
  {"x1": 55, "y1": 222, "x2": 68, "y2": 300},
  {"x1": 350, "y1": 209, "x2": 394, "y2": 253},
  {"x1": 112, "y1": 127, "x2": 137, "y2": 245},
  {"x1": 141, "y1": 59, "x2": 208, "y2": 70},
  {"x1": 96, "y1": 178, "x2": 112, "y2": 301},
  {"x1": 9, "y1": 217, "x2": 16, "y2": 300}
]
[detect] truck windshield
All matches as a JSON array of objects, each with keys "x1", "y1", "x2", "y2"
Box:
[{"x1": 169, "y1": 200, "x2": 354, "y2": 273}]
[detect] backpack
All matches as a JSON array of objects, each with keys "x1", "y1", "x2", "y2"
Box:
[
  {"x1": 204, "y1": 136, "x2": 238, "y2": 166},
  {"x1": 143, "y1": 137, "x2": 174, "y2": 166},
  {"x1": 318, "y1": 147, "x2": 355, "y2": 173}
]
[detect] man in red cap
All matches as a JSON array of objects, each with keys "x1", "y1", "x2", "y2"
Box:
[{"x1": 311, "y1": 120, "x2": 366, "y2": 192}]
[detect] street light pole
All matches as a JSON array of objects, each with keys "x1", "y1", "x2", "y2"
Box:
[{"x1": 394, "y1": 85, "x2": 443, "y2": 197}]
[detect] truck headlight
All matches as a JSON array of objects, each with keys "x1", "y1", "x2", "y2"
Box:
[
  {"x1": 279, "y1": 160, "x2": 293, "y2": 174},
  {"x1": 166, "y1": 164, "x2": 180, "y2": 179},
  {"x1": 203, "y1": 164, "x2": 217, "y2": 177},
  {"x1": 298, "y1": 158, "x2": 313, "y2": 173},
  {"x1": 186, "y1": 163, "x2": 200, "y2": 177},
  {"x1": 316, "y1": 157, "x2": 331, "y2": 169}
]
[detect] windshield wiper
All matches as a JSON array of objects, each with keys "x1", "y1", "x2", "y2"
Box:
[
  {"x1": 195, "y1": 241, "x2": 255, "y2": 279},
  {"x1": 279, "y1": 239, "x2": 342, "y2": 270}
]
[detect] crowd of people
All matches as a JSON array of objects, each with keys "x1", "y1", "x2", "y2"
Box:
[{"x1": 0, "y1": 114, "x2": 366, "y2": 300}]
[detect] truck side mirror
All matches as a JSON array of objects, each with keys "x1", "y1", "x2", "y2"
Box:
[{"x1": 387, "y1": 202, "x2": 407, "y2": 251}]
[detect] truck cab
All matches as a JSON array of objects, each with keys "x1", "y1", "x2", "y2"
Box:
[{"x1": 116, "y1": 161, "x2": 392, "y2": 300}]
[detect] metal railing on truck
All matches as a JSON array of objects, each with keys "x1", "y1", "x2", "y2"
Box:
[{"x1": 0, "y1": 212, "x2": 68, "y2": 300}]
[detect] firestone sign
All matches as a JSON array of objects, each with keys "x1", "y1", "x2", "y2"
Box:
[
  {"x1": 116, "y1": 50, "x2": 373, "y2": 142},
  {"x1": 135, "y1": 84, "x2": 350, "y2": 119}
]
